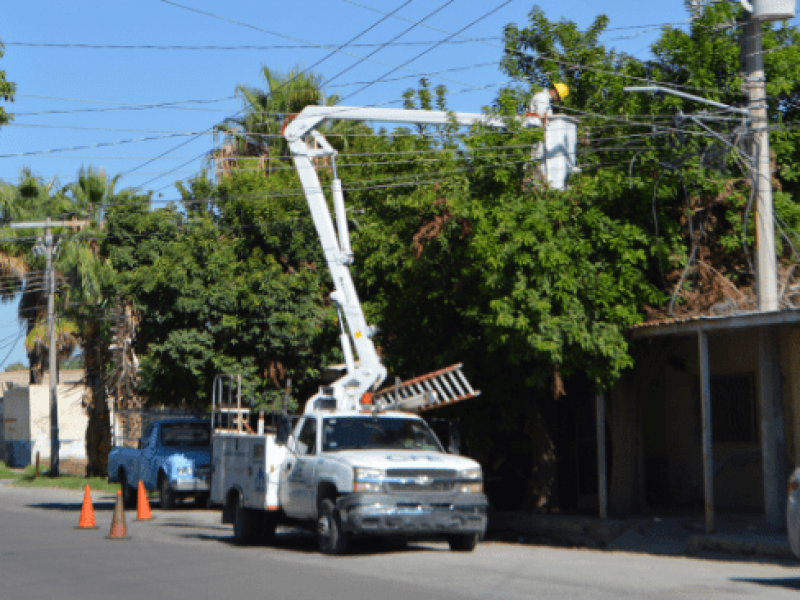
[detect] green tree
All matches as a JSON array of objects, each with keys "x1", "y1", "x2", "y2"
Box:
[
  {"x1": 0, "y1": 37, "x2": 15, "y2": 126},
  {"x1": 103, "y1": 176, "x2": 339, "y2": 412}
]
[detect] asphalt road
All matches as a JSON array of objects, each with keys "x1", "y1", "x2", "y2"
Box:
[{"x1": 1, "y1": 481, "x2": 799, "y2": 600}]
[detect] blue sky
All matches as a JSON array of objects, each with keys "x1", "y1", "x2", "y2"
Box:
[{"x1": 0, "y1": 0, "x2": 704, "y2": 367}]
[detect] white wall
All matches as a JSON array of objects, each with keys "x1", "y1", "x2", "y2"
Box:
[{"x1": 3, "y1": 384, "x2": 89, "y2": 466}]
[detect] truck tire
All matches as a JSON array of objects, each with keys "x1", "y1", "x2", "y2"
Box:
[
  {"x1": 159, "y1": 474, "x2": 176, "y2": 510},
  {"x1": 119, "y1": 470, "x2": 136, "y2": 510},
  {"x1": 317, "y1": 498, "x2": 347, "y2": 555},
  {"x1": 255, "y1": 511, "x2": 278, "y2": 545},
  {"x1": 232, "y1": 497, "x2": 255, "y2": 545},
  {"x1": 447, "y1": 534, "x2": 479, "y2": 552}
]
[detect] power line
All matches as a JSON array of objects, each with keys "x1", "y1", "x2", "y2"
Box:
[
  {"x1": 3, "y1": 38, "x2": 504, "y2": 51},
  {"x1": 340, "y1": 0, "x2": 512, "y2": 104},
  {"x1": 129, "y1": 0, "x2": 421, "y2": 190}
]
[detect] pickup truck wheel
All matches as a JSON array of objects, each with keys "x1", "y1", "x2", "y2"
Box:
[
  {"x1": 317, "y1": 498, "x2": 347, "y2": 555},
  {"x1": 447, "y1": 534, "x2": 479, "y2": 552},
  {"x1": 119, "y1": 470, "x2": 136, "y2": 510},
  {"x1": 159, "y1": 476, "x2": 176, "y2": 510}
]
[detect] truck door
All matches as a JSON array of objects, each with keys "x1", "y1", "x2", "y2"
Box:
[{"x1": 280, "y1": 417, "x2": 319, "y2": 518}]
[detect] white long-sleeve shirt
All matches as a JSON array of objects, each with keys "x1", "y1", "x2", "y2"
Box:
[{"x1": 528, "y1": 90, "x2": 553, "y2": 118}]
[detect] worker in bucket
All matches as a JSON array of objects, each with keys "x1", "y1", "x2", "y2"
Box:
[
  {"x1": 525, "y1": 82, "x2": 569, "y2": 189},
  {"x1": 528, "y1": 82, "x2": 569, "y2": 120}
]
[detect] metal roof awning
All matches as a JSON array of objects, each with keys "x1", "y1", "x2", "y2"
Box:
[{"x1": 629, "y1": 308, "x2": 800, "y2": 339}]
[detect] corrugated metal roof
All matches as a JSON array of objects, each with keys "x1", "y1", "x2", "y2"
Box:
[
  {"x1": 628, "y1": 311, "x2": 762, "y2": 330},
  {"x1": 628, "y1": 309, "x2": 800, "y2": 339}
]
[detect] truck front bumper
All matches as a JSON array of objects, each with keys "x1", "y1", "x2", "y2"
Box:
[
  {"x1": 337, "y1": 493, "x2": 488, "y2": 537},
  {"x1": 172, "y1": 478, "x2": 210, "y2": 493}
]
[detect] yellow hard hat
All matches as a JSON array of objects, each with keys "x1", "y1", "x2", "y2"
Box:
[{"x1": 553, "y1": 83, "x2": 569, "y2": 100}]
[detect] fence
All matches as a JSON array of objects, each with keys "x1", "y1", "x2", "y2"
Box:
[{"x1": 112, "y1": 408, "x2": 204, "y2": 448}]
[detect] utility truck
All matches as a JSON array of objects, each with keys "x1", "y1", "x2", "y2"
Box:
[{"x1": 210, "y1": 106, "x2": 578, "y2": 554}]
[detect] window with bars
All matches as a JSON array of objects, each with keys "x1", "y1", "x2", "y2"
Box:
[
  {"x1": 693, "y1": 373, "x2": 757, "y2": 444},
  {"x1": 711, "y1": 374, "x2": 756, "y2": 443}
]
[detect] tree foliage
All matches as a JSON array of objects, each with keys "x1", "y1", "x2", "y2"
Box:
[{"x1": 0, "y1": 38, "x2": 15, "y2": 126}]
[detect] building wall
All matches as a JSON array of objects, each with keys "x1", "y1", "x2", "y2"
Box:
[
  {"x1": 3, "y1": 382, "x2": 90, "y2": 473},
  {"x1": 628, "y1": 326, "x2": 800, "y2": 513}
]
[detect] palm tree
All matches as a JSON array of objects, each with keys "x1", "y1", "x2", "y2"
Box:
[
  {"x1": 60, "y1": 167, "x2": 139, "y2": 475},
  {"x1": 0, "y1": 168, "x2": 78, "y2": 382},
  {"x1": 213, "y1": 65, "x2": 363, "y2": 177},
  {"x1": 0, "y1": 166, "x2": 136, "y2": 475}
]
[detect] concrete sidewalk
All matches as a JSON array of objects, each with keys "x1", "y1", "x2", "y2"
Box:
[{"x1": 487, "y1": 511, "x2": 795, "y2": 562}]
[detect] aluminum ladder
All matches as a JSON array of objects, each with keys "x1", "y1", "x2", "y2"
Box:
[{"x1": 371, "y1": 364, "x2": 480, "y2": 413}]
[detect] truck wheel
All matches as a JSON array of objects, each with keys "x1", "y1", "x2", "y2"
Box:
[
  {"x1": 159, "y1": 475, "x2": 176, "y2": 510},
  {"x1": 447, "y1": 534, "x2": 479, "y2": 552},
  {"x1": 232, "y1": 497, "x2": 254, "y2": 545},
  {"x1": 119, "y1": 470, "x2": 136, "y2": 510},
  {"x1": 317, "y1": 498, "x2": 347, "y2": 555},
  {"x1": 255, "y1": 511, "x2": 278, "y2": 545}
]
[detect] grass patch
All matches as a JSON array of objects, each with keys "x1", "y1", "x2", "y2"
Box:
[
  {"x1": 12, "y1": 473, "x2": 121, "y2": 493},
  {"x1": 0, "y1": 461, "x2": 120, "y2": 493},
  {"x1": 0, "y1": 461, "x2": 24, "y2": 479},
  {"x1": 0, "y1": 461, "x2": 47, "y2": 480}
]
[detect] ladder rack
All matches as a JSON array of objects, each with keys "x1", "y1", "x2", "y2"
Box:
[{"x1": 371, "y1": 364, "x2": 480, "y2": 413}]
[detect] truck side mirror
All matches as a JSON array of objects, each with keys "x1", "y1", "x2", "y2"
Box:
[
  {"x1": 276, "y1": 414, "x2": 291, "y2": 446},
  {"x1": 137, "y1": 439, "x2": 143, "y2": 450}
]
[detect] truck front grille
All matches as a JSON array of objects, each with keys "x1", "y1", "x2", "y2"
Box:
[
  {"x1": 384, "y1": 469, "x2": 458, "y2": 493},
  {"x1": 386, "y1": 469, "x2": 457, "y2": 478}
]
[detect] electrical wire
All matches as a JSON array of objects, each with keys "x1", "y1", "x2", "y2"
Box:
[
  {"x1": 2, "y1": 38, "x2": 504, "y2": 51},
  {"x1": 129, "y1": 0, "x2": 425, "y2": 189}
]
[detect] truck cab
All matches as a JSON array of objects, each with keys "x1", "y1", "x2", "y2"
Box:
[{"x1": 283, "y1": 410, "x2": 487, "y2": 552}]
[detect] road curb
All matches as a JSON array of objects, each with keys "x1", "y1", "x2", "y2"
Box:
[{"x1": 686, "y1": 534, "x2": 794, "y2": 559}]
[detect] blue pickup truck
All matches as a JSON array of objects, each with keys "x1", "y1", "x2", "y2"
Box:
[{"x1": 107, "y1": 419, "x2": 212, "y2": 509}]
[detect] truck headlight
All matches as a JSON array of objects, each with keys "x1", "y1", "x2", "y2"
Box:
[
  {"x1": 459, "y1": 467, "x2": 483, "y2": 493},
  {"x1": 177, "y1": 466, "x2": 193, "y2": 476},
  {"x1": 353, "y1": 467, "x2": 384, "y2": 493}
]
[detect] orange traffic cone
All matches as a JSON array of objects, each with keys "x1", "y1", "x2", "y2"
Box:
[
  {"x1": 106, "y1": 490, "x2": 131, "y2": 540},
  {"x1": 134, "y1": 480, "x2": 154, "y2": 521},
  {"x1": 75, "y1": 484, "x2": 99, "y2": 530}
]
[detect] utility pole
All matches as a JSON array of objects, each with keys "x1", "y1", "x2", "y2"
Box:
[
  {"x1": 9, "y1": 217, "x2": 87, "y2": 476},
  {"x1": 740, "y1": 0, "x2": 796, "y2": 532},
  {"x1": 743, "y1": 15, "x2": 779, "y2": 312}
]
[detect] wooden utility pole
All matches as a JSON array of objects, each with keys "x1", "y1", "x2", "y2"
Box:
[{"x1": 9, "y1": 218, "x2": 88, "y2": 476}]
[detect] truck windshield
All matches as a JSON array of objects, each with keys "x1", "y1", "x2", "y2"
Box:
[
  {"x1": 161, "y1": 423, "x2": 210, "y2": 447},
  {"x1": 322, "y1": 417, "x2": 443, "y2": 452}
]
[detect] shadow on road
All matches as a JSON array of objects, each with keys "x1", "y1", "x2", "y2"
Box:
[
  {"x1": 731, "y1": 578, "x2": 800, "y2": 591},
  {"x1": 157, "y1": 522, "x2": 230, "y2": 531},
  {"x1": 177, "y1": 530, "x2": 441, "y2": 556},
  {"x1": 28, "y1": 501, "x2": 116, "y2": 512}
]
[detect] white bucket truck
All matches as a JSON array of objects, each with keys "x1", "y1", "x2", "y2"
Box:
[
  {"x1": 211, "y1": 371, "x2": 487, "y2": 554},
  {"x1": 210, "y1": 106, "x2": 577, "y2": 554}
]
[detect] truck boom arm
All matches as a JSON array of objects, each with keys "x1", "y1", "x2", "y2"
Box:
[{"x1": 283, "y1": 106, "x2": 576, "y2": 412}]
